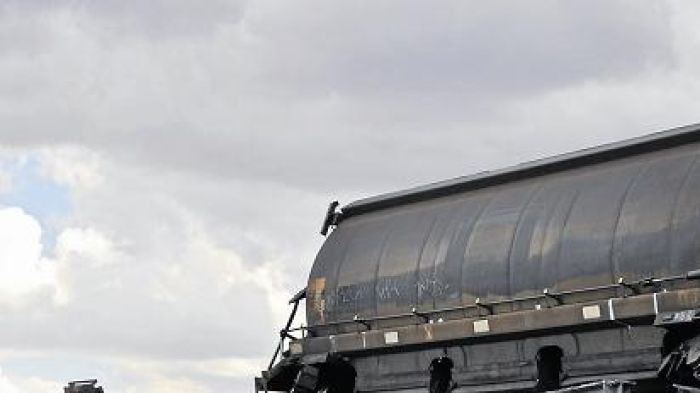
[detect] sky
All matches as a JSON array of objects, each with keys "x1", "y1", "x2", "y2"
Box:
[{"x1": 1, "y1": 1, "x2": 700, "y2": 392}]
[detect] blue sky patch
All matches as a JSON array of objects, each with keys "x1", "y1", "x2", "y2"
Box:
[{"x1": 0, "y1": 156, "x2": 71, "y2": 250}]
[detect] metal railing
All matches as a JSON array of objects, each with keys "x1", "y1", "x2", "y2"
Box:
[{"x1": 288, "y1": 269, "x2": 700, "y2": 334}]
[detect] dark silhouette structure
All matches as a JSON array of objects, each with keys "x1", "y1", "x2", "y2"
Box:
[
  {"x1": 64, "y1": 380, "x2": 104, "y2": 393},
  {"x1": 258, "y1": 124, "x2": 700, "y2": 392}
]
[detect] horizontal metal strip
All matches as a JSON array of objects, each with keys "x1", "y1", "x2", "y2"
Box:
[
  {"x1": 299, "y1": 287, "x2": 700, "y2": 356},
  {"x1": 301, "y1": 273, "x2": 689, "y2": 331}
]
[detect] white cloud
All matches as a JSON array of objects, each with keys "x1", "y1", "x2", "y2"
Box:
[
  {"x1": 122, "y1": 375, "x2": 212, "y2": 393},
  {"x1": 0, "y1": 367, "x2": 20, "y2": 393},
  {"x1": 117, "y1": 355, "x2": 265, "y2": 382},
  {"x1": 0, "y1": 169, "x2": 12, "y2": 195},
  {"x1": 1, "y1": 373, "x2": 61, "y2": 393},
  {"x1": 0, "y1": 148, "x2": 298, "y2": 366},
  {"x1": 56, "y1": 227, "x2": 119, "y2": 267},
  {"x1": 38, "y1": 146, "x2": 104, "y2": 190},
  {"x1": 52, "y1": 226, "x2": 121, "y2": 305},
  {"x1": 0, "y1": 207, "x2": 55, "y2": 297}
]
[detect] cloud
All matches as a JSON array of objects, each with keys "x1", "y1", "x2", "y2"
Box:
[
  {"x1": 1, "y1": 1, "x2": 700, "y2": 392},
  {"x1": 0, "y1": 170, "x2": 11, "y2": 195},
  {"x1": 37, "y1": 146, "x2": 103, "y2": 190},
  {"x1": 0, "y1": 349, "x2": 263, "y2": 393},
  {"x1": 0, "y1": 0, "x2": 682, "y2": 193},
  {"x1": 0, "y1": 213, "x2": 284, "y2": 361},
  {"x1": 0, "y1": 367, "x2": 21, "y2": 393},
  {"x1": 0, "y1": 368, "x2": 61, "y2": 393},
  {"x1": 0, "y1": 148, "x2": 300, "y2": 393},
  {"x1": 0, "y1": 207, "x2": 55, "y2": 297},
  {"x1": 244, "y1": 1, "x2": 674, "y2": 97}
]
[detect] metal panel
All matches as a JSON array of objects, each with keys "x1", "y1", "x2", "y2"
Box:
[
  {"x1": 551, "y1": 380, "x2": 635, "y2": 393},
  {"x1": 438, "y1": 195, "x2": 491, "y2": 314},
  {"x1": 557, "y1": 160, "x2": 644, "y2": 290},
  {"x1": 508, "y1": 181, "x2": 566, "y2": 298},
  {"x1": 307, "y1": 225, "x2": 354, "y2": 331},
  {"x1": 307, "y1": 129, "x2": 700, "y2": 330},
  {"x1": 612, "y1": 152, "x2": 698, "y2": 281},
  {"x1": 415, "y1": 198, "x2": 461, "y2": 311},
  {"x1": 462, "y1": 183, "x2": 539, "y2": 303},
  {"x1": 263, "y1": 125, "x2": 700, "y2": 393},
  {"x1": 375, "y1": 208, "x2": 435, "y2": 326},
  {"x1": 670, "y1": 156, "x2": 700, "y2": 273},
  {"x1": 334, "y1": 217, "x2": 392, "y2": 328}
]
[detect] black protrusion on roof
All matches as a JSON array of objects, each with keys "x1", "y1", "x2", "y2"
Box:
[{"x1": 320, "y1": 201, "x2": 341, "y2": 236}]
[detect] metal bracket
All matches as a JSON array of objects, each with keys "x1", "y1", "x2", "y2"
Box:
[
  {"x1": 542, "y1": 288, "x2": 563, "y2": 305},
  {"x1": 654, "y1": 308, "x2": 700, "y2": 326},
  {"x1": 617, "y1": 277, "x2": 640, "y2": 297},
  {"x1": 289, "y1": 288, "x2": 307, "y2": 304},
  {"x1": 412, "y1": 307, "x2": 431, "y2": 323},
  {"x1": 475, "y1": 298, "x2": 493, "y2": 315},
  {"x1": 320, "y1": 201, "x2": 342, "y2": 236},
  {"x1": 280, "y1": 329, "x2": 297, "y2": 340},
  {"x1": 353, "y1": 314, "x2": 371, "y2": 330}
]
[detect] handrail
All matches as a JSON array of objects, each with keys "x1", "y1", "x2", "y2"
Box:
[
  {"x1": 289, "y1": 273, "x2": 691, "y2": 332},
  {"x1": 267, "y1": 292, "x2": 303, "y2": 371}
]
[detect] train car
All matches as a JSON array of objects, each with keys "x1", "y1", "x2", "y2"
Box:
[
  {"x1": 256, "y1": 124, "x2": 700, "y2": 393},
  {"x1": 64, "y1": 380, "x2": 105, "y2": 393}
]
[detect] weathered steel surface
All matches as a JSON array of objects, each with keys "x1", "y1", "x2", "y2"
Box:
[
  {"x1": 348, "y1": 325, "x2": 664, "y2": 392},
  {"x1": 307, "y1": 124, "x2": 700, "y2": 331},
  {"x1": 300, "y1": 287, "x2": 700, "y2": 357},
  {"x1": 551, "y1": 380, "x2": 635, "y2": 393}
]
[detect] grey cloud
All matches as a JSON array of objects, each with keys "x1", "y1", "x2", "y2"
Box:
[
  {"x1": 0, "y1": 0, "x2": 248, "y2": 39},
  {"x1": 0, "y1": 0, "x2": 679, "y2": 195},
  {"x1": 245, "y1": 1, "x2": 674, "y2": 95},
  {"x1": 82, "y1": 0, "x2": 247, "y2": 38}
]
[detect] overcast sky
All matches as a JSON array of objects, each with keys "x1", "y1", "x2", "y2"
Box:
[{"x1": 1, "y1": 1, "x2": 700, "y2": 392}]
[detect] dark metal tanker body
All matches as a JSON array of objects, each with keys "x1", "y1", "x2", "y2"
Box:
[{"x1": 257, "y1": 124, "x2": 700, "y2": 393}]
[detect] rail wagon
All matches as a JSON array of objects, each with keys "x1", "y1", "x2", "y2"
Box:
[{"x1": 257, "y1": 124, "x2": 700, "y2": 393}]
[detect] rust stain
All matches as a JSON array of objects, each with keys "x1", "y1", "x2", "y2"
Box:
[
  {"x1": 423, "y1": 324, "x2": 434, "y2": 341},
  {"x1": 311, "y1": 277, "x2": 327, "y2": 323}
]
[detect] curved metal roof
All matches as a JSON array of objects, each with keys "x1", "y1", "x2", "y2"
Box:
[
  {"x1": 307, "y1": 123, "x2": 700, "y2": 332},
  {"x1": 342, "y1": 123, "x2": 700, "y2": 217}
]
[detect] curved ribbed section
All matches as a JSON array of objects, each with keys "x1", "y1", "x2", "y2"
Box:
[{"x1": 306, "y1": 139, "x2": 700, "y2": 330}]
